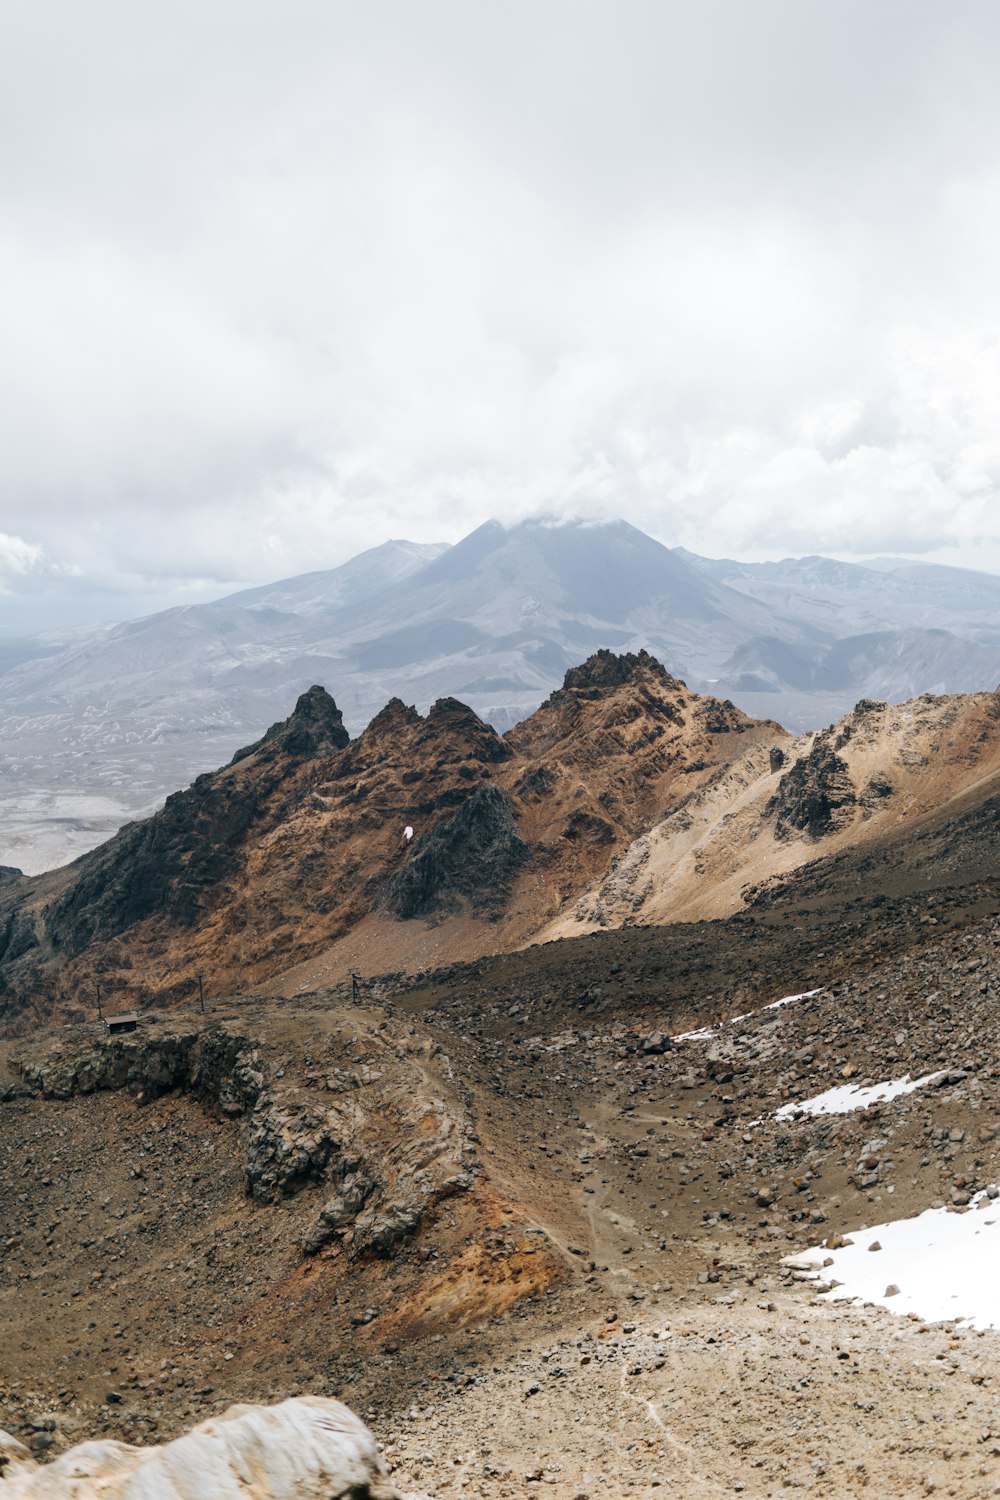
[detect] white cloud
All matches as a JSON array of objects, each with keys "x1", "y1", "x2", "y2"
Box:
[
  {"x1": 0, "y1": 534, "x2": 44, "y2": 576},
  {"x1": 2, "y1": 0, "x2": 1000, "y2": 626}
]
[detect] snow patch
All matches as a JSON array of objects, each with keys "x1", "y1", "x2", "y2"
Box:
[
  {"x1": 765, "y1": 988, "x2": 821, "y2": 1012},
  {"x1": 673, "y1": 1024, "x2": 719, "y2": 1042},
  {"x1": 673, "y1": 988, "x2": 821, "y2": 1043},
  {"x1": 784, "y1": 1194, "x2": 1000, "y2": 1329},
  {"x1": 775, "y1": 1071, "x2": 942, "y2": 1120}
]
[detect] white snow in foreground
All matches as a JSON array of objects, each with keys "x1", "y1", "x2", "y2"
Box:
[
  {"x1": 784, "y1": 1194, "x2": 1000, "y2": 1329},
  {"x1": 673, "y1": 988, "x2": 821, "y2": 1043},
  {"x1": 764, "y1": 988, "x2": 821, "y2": 1012},
  {"x1": 775, "y1": 1071, "x2": 942, "y2": 1120},
  {"x1": 673, "y1": 1023, "x2": 720, "y2": 1042}
]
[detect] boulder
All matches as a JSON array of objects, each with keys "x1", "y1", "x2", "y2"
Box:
[{"x1": 0, "y1": 1397, "x2": 400, "y2": 1500}]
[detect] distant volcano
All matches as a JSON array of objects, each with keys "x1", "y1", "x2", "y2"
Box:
[{"x1": 1, "y1": 517, "x2": 998, "y2": 875}]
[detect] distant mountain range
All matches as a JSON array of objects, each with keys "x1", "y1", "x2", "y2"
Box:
[{"x1": 1, "y1": 517, "x2": 998, "y2": 873}]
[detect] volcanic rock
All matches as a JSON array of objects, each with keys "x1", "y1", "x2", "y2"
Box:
[
  {"x1": 380, "y1": 782, "x2": 528, "y2": 920},
  {"x1": 0, "y1": 651, "x2": 782, "y2": 1026},
  {"x1": 768, "y1": 733, "x2": 857, "y2": 840}
]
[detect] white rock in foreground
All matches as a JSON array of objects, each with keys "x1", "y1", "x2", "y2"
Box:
[{"x1": 0, "y1": 1397, "x2": 401, "y2": 1500}]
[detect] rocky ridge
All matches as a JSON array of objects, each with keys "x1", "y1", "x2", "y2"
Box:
[
  {"x1": 0, "y1": 652, "x2": 779, "y2": 1028},
  {"x1": 549, "y1": 686, "x2": 1000, "y2": 934},
  {"x1": 6, "y1": 657, "x2": 1000, "y2": 1031}
]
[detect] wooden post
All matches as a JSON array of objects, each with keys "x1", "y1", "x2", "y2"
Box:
[
  {"x1": 351, "y1": 973, "x2": 361, "y2": 1003},
  {"x1": 96, "y1": 982, "x2": 103, "y2": 1022},
  {"x1": 197, "y1": 973, "x2": 205, "y2": 1014}
]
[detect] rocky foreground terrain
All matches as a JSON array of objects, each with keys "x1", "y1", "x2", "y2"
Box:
[
  {"x1": 0, "y1": 1397, "x2": 400, "y2": 1499},
  {"x1": 5, "y1": 651, "x2": 1000, "y2": 1495},
  {"x1": 4, "y1": 869, "x2": 1000, "y2": 1497}
]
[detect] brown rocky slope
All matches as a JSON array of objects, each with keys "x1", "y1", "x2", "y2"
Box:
[
  {"x1": 5, "y1": 875, "x2": 1000, "y2": 1496},
  {"x1": 545, "y1": 686, "x2": 1000, "y2": 936},
  {"x1": 0, "y1": 652, "x2": 780, "y2": 1028},
  {"x1": 5, "y1": 652, "x2": 1000, "y2": 1032}
]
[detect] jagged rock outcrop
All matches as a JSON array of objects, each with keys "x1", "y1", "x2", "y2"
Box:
[
  {"x1": 561, "y1": 647, "x2": 671, "y2": 696},
  {"x1": 380, "y1": 782, "x2": 528, "y2": 919},
  {"x1": 14, "y1": 1017, "x2": 476, "y2": 1261},
  {"x1": 19, "y1": 1027, "x2": 265, "y2": 1113},
  {"x1": 0, "y1": 1397, "x2": 400, "y2": 1500},
  {"x1": 237, "y1": 683, "x2": 350, "y2": 762},
  {"x1": 42, "y1": 687, "x2": 349, "y2": 956},
  {"x1": 510, "y1": 649, "x2": 686, "y2": 758},
  {"x1": 768, "y1": 733, "x2": 857, "y2": 840}
]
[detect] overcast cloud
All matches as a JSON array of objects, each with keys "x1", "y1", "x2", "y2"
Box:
[{"x1": 3, "y1": 0, "x2": 1000, "y2": 628}]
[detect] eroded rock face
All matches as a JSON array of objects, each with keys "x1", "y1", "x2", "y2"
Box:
[
  {"x1": 562, "y1": 647, "x2": 679, "y2": 695},
  {"x1": 14, "y1": 1020, "x2": 476, "y2": 1262},
  {"x1": 245, "y1": 1091, "x2": 345, "y2": 1199},
  {"x1": 249, "y1": 684, "x2": 350, "y2": 763},
  {"x1": 0, "y1": 903, "x2": 37, "y2": 968},
  {"x1": 380, "y1": 782, "x2": 528, "y2": 919},
  {"x1": 0, "y1": 1396, "x2": 401, "y2": 1500},
  {"x1": 19, "y1": 1030, "x2": 265, "y2": 1115},
  {"x1": 861, "y1": 771, "x2": 894, "y2": 812},
  {"x1": 42, "y1": 688, "x2": 350, "y2": 957},
  {"x1": 768, "y1": 734, "x2": 857, "y2": 840}
]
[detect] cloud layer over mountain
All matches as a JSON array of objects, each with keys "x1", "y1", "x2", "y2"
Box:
[{"x1": 3, "y1": 1, "x2": 1000, "y2": 627}]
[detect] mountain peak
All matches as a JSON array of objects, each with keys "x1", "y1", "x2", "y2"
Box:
[
  {"x1": 561, "y1": 648, "x2": 682, "y2": 695},
  {"x1": 237, "y1": 684, "x2": 350, "y2": 763},
  {"x1": 423, "y1": 696, "x2": 512, "y2": 762},
  {"x1": 364, "y1": 696, "x2": 423, "y2": 735}
]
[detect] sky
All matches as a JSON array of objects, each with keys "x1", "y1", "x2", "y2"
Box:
[{"x1": 3, "y1": 0, "x2": 1000, "y2": 631}]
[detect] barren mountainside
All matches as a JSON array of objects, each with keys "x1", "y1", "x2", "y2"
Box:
[
  {"x1": 7, "y1": 672, "x2": 1000, "y2": 1497},
  {"x1": 5, "y1": 869, "x2": 1000, "y2": 1496},
  {"x1": 4, "y1": 519, "x2": 999, "y2": 877},
  {"x1": 0, "y1": 652, "x2": 778, "y2": 1025},
  {"x1": 4, "y1": 650, "x2": 1000, "y2": 1035},
  {"x1": 549, "y1": 687, "x2": 1000, "y2": 935}
]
